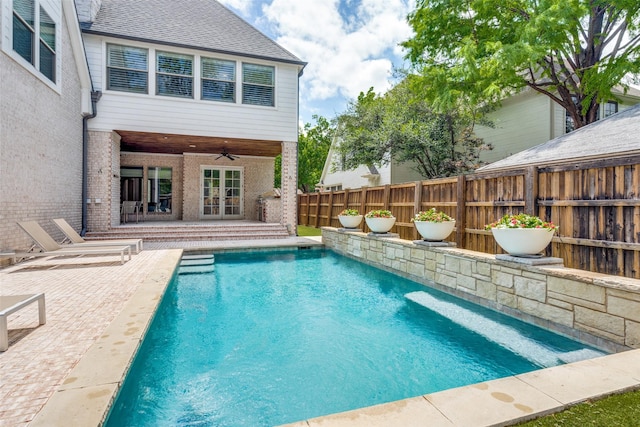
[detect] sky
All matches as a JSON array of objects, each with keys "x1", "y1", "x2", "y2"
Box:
[{"x1": 218, "y1": 0, "x2": 416, "y2": 125}]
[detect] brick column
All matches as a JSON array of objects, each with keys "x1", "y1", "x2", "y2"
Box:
[
  {"x1": 86, "y1": 130, "x2": 118, "y2": 231},
  {"x1": 280, "y1": 140, "x2": 298, "y2": 234}
]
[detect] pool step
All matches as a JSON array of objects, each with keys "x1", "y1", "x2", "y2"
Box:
[
  {"x1": 179, "y1": 254, "x2": 214, "y2": 274},
  {"x1": 178, "y1": 265, "x2": 215, "y2": 275},
  {"x1": 181, "y1": 254, "x2": 214, "y2": 261}
]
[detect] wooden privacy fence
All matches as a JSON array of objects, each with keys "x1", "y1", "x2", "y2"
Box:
[{"x1": 299, "y1": 155, "x2": 640, "y2": 279}]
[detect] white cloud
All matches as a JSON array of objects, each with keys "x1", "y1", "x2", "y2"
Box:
[
  {"x1": 218, "y1": 0, "x2": 415, "y2": 120},
  {"x1": 262, "y1": 0, "x2": 413, "y2": 105}
]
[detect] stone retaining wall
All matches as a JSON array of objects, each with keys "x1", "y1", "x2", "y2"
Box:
[{"x1": 323, "y1": 228, "x2": 640, "y2": 353}]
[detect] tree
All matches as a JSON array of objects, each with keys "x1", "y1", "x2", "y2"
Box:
[
  {"x1": 335, "y1": 79, "x2": 491, "y2": 179},
  {"x1": 274, "y1": 115, "x2": 334, "y2": 192},
  {"x1": 402, "y1": 0, "x2": 640, "y2": 129}
]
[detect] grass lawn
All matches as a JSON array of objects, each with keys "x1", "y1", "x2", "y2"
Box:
[
  {"x1": 297, "y1": 225, "x2": 322, "y2": 236},
  {"x1": 516, "y1": 389, "x2": 640, "y2": 426}
]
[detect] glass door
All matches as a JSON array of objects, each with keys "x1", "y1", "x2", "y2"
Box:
[{"x1": 201, "y1": 167, "x2": 243, "y2": 219}]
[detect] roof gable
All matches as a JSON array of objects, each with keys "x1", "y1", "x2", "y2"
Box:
[
  {"x1": 477, "y1": 103, "x2": 640, "y2": 172},
  {"x1": 80, "y1": 0, "x2": 305, "y2": 67}
]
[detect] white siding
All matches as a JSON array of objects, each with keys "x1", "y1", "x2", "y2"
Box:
[
  {"x1": 390, "y1": 160, "x2": 425, "y2": 184},
  {"x1": 476, "y1": 92, "x2": 553, "y2": 164},
  {"x1": 83, "y1": 35, "x2": 299, "y2": 141}
]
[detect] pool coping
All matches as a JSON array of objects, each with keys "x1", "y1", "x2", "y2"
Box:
[{"x1": 27, "y1": 240, "x2": 640, "y2": 427}]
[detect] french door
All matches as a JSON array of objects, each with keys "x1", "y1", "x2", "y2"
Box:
[{"x1": 201, "y1": 166, "x2": 243, "y2": 219}]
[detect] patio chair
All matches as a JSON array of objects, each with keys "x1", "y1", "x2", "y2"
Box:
[
  {"x1": 16, "y1": 221, "x2": 131, "y2": 265},
  {"x1": 121, "y1": 201, "x2": 140, "y2": 223},
  {"x1": 52, "y1": 218, "x2": 143, "y2": 253}
]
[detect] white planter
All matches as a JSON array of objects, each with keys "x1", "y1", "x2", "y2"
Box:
[
  {"x1": 338, "y1": 215, "x2": 363, "y2": 229},
  {"x1": 491, "y1": 228, "x2": 555, "y2": 256},
  {"x1": 365, "y1": 216, "x2": 396, "y2": 233},
  {"x1": 414, "y1": 220, "x2": 455, "y2": 241}
]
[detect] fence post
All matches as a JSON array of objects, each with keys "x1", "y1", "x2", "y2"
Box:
[
  {"x1": 360, "y1": 187, "x2": 368, "y2": 215},
  {"x1": 305, "y1": 194, "x2": 311, "y2": 226},
  {"x1": 383, "y1": 185, "x2": 391, "y2": 211},
  {"x1": 414, "y1": 181, "x2": 423, "y2": 240},
  {"x1": 525, "y1": 165, "x2": 539, "y2": 216},
  {"x1": 456, "y1": 175, "x2": 467, "y2": 248},
  {"x1": 343, "y1": 188, "x2": 350, "y2": 211},
  {"x1": 314, "y1": 193, "x2": 321, "y2": 228},
  {"x1": 326, "y1": 190, "x2": 335, "y2": 227}
]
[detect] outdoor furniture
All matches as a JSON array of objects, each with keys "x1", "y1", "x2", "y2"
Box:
[
  {"x1": 52, "y1": 218, "x2": 143, "y2": 253},
  {"x1": 16, "y1": 221, "x2": 132, "y2": 265},
  {"x1": 121, "y1": 201, "x2": 140, "y2": 223},
  {"x1": 0, "y1": 293, "x2": 46, "y2": 351}
]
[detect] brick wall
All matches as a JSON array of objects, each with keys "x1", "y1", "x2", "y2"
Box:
[
  {"x1": 0, "y1": 14, "x2": 84, "y2": 251},
  {"x1": 86, "y1": 131, "x2": 116, "y2": 231},
  {"x1": 323, "y1": 228, "x2": 640, "y2": 353},
  {"x1": 280, "y1": 141, "x2": 297, "y2": 234}
]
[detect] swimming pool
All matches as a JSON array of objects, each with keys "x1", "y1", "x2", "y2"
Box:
[{"x1": 105, "y1": 249, "x2": 605, "y2": 426}]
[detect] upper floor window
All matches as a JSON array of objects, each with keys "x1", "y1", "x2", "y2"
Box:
[
  {"x1": 242, "y1": 63, "x2": 275, "y2": 106},
  {"x1": 38, "y1": 7, "x2": 55, "y2": 81},
  {"x1": 156, "y1": 51, "x2": 193, "y2": 98},
  {"x1": 603, "y1": 101, "x2": 618, "y2": 118},
  {"x1": 12, "y1": 0, "x2": 56, "y2": 82},
  {"x1": 566, "y1": 99, "x2": 620, "y2": 133},
  {"x1": 107, "y1": 44, "x2": 148, "y2": 93},
  {"x1": 202, "y1": 57, "x2": 235, "y2": 102}
]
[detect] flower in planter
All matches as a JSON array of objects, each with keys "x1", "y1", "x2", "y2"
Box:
[
  {"x1": 411, "y1": 208, "x2": 454, "y2": 223},
  {"x1": 339, "y1": 209, "x2": 360, "y2": 216},
  {"x1": 485, "y1": 213, "x2": 557, "y2": 231},
  {"x1": 365, "y1": 210, "x2": 394, "y2": 218}
]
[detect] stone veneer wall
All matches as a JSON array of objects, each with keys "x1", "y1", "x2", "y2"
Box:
[{"x1": 323, "y1": 228, "x2": 640, "y2": 353}]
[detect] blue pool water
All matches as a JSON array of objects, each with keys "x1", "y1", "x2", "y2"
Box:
[{"x1": 105, "y1": 249, "x2": 605, "y2": 426}]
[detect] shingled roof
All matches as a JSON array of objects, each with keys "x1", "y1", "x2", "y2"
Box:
[
  {"x1": 477, "y1": 103, "x2": 640, "y2": 172},
  {"x1": 80, "y1": 0, "x2": 306, "y2": 67}
]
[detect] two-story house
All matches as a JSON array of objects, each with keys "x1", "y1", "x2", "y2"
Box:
[
  {"x1": 79, "y1": 0, "x2": 305, "y2": 233},
  {"x1": 1, "y1": 0, "x2": 305, "y2": 251}
]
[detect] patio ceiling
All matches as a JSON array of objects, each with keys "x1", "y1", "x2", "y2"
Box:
[{"x1": 116, "y1": 130, "x2": 283, "y2": 157}]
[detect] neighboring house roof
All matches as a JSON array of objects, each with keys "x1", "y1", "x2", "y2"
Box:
[
  {"x1": 477, "y1": 103, "x2": 640, "y2": 172},
  {"x1": 80, "y1": 0, "x2": 306, "y2": 68}
]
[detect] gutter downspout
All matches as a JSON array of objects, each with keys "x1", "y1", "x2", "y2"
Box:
[{"x1": 81, "y1": 91, "x2": 102, "y2": 236}]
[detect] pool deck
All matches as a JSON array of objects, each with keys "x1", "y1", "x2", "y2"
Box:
[{"x1": 1, "y1": 236, "x2": 639, "y2": 427}]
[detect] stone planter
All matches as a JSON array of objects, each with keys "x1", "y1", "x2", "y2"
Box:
[
  {"x1": 414, "y1": 220, "x2": 455, "y2": 241},
  {"x1": 491, "y1": 228, "x2": 555, "y2": 256},
  {"x1": 365, "y1": 216, "x2": 396, "y2": 234},
  {"x1": 338, "y1": 215, "x2": 363, "y2": 229}
]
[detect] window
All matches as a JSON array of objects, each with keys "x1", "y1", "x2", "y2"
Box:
[
  {"x1": 12, "y1": 0, "x2": 56, "y2": 82},
  {"x1": 603, "y1": 101, "x2": 618, "y2": 118},
  {"x1": 148, "y1": 167, "x2": 172, "y2": 213},
  {"x1": 107, "y1": 44, "x2": 148, "y2": 93},
  {"x1": 13, "y1": 0, "x2": 34, "y2": 63},
  {"x1": 242, "y1": 63, "x2": 274, "y2": 106},
  {"x1": 38, "y1": 7, "x2": 55, "y2": 81},
  {"x1": 202, "y1": 57, "x2": 235, "y2": 102},
  {"x1": 156, "y1": 51, "x2": 193, "y2": 98}
]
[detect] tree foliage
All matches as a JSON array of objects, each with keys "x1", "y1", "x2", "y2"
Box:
[
  {"x1": 274, "y1": 115, "x2": 334, "y2": 192},
  {"x1": 335, "y1": 79, "x2": 491, "y2": 179},
  {"x1": 402, "y1": 0, "x2": 640, "y2": 128}
]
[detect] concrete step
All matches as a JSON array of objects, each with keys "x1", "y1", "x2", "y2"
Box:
[{"x1": 85, "y1": 223, "x2": 290, "y2": 242}]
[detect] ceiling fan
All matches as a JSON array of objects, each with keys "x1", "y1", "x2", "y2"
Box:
[{"x1": 216, "y1": 148, "x2": 237, "y2": 161}]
